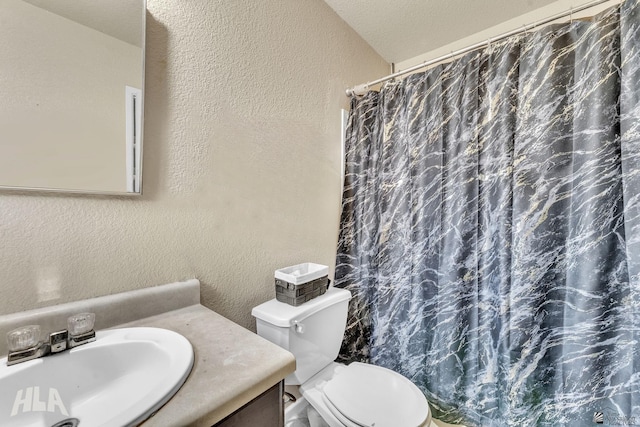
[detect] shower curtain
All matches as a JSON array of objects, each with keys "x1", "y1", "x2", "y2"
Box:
[{"x1": 335, "y1": 1, "x2": 640, "y2": 426}]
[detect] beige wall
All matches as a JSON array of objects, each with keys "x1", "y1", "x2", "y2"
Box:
[
  {"x1": 0, "y1": 0, "x2": 142, "y2": 192},
  {"x1": 0, "y1": 0, "x2": 387, "y2": 330}
]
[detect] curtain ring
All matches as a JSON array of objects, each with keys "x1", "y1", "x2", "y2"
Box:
[{"x1": 570, "y1": 7, "x2": 573, "y2": 24}]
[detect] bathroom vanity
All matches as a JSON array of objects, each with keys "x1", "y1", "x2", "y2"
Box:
[
  {"x1": 0, "y1": 280, "x2": 296, "y2": 427},
  {"x1": 124, "y1": 303, "x2": 294, "y2": 426}
]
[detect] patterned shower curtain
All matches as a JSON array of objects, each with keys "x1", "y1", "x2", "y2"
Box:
[{"x1": 335, "y1": 1, "x2": 640, "y2": 426}]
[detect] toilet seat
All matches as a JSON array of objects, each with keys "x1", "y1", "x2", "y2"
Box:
[{"x1": 306, "y1": 362, "x2": 430, "y2": 427}]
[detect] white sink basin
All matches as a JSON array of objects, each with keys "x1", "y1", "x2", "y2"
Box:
[{"x1": 0, "y1": 327, "x2": 194, "y2": 427}]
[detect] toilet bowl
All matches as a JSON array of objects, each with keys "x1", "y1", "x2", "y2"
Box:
[
  {"x1": 301, "y1": 362, "x2": 431, "y2": 427},
  {"x1": 252, "y1": 287, "x2": 431, "y2": 427}
]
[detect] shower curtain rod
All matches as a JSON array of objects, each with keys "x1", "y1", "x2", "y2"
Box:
[{"x1": 346, "y1": 0, "x2": 617, "y2": 97}]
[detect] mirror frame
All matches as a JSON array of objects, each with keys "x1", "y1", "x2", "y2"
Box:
[{"x1": 0, "y1": 0, "x2": 146, "y2": 196}]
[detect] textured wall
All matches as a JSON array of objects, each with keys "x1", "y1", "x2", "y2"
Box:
[{"x1": 0, "y1": 0, "x2": 387, "y2": 330}]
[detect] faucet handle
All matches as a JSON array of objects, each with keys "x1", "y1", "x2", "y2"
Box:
[
  {"x1": 67, "y1": 313, "x2": 95, "y2": 336},
  {"x1": 67, "y1": 313, "x2": 96, "y2": 348},
  {"x1": 7, "y1": 325, "x2": 41, "y2": 352}
]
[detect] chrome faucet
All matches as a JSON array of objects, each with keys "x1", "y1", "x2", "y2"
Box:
[{"x1": 6, "y1": 313, "x2": 96, "y2": 366}]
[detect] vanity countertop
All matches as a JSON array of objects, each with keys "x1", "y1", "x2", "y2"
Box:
[
  {"x1": 0, "y1": 280, "x2": 294, "y2": 426},
  {"x1": 119, "y1": 304, "x2": 295, "y2": 426}
]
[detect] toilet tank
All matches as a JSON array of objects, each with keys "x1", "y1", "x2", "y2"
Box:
[{"x1": 252, "y1": 287, "x2": 351, "y2": 385}]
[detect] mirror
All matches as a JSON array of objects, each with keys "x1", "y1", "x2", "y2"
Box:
[{"x1": 0, "y1": 0, "x2": 145, "y2": 194}]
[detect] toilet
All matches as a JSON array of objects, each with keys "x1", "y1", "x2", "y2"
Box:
[{"x1": 251, "y1": 286, "x2": 432, "y2": 427}]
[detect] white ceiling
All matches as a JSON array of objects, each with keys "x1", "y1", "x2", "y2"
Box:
[{"x1": 321, "y1": 0, "x2": 608, "y2": 64}]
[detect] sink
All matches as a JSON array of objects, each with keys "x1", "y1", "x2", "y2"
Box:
[{"x1": 0, "y1": 327, "x2": 194, "y2": 427}]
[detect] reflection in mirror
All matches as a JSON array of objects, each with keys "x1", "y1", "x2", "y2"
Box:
[{"x1": 0, "y1": 0, "x2": 145, "y2": 194}]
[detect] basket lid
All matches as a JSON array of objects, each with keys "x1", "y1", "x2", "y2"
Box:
[
  {"x1": 275, "y1": 262, "x2": 329, "y2": 285},
  {"x1": 252, "y1": 287, "x2": 351, "y2": 327}
]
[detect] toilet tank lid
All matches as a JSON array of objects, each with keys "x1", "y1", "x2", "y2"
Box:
[{"x1": 251, "y1": 287, "x2": 351, "y2": 327}]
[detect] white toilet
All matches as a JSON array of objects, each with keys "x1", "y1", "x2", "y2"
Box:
[{"x1": 252, "y1": 286, "x2": 432, "y2": 427}]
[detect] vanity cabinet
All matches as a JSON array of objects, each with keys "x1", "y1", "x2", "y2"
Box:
[{"x1": 214, "y1": 382, "x2": 283, "y2": 427}]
